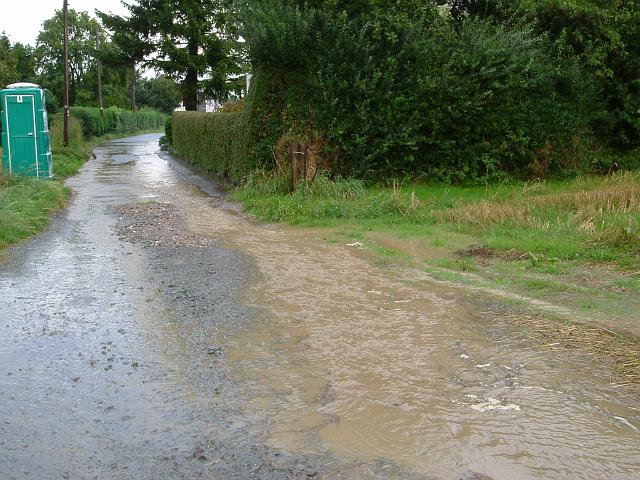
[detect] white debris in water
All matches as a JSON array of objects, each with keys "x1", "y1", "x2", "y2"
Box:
[
  {"x1": 470, "y1": 397, "x2": 521, "y2": 413},
  {"x1": 346, "y1": 242, "x2": 363, "y2": 247},
  {"x1": 476, "y1": 363, "x2": 491, "y2": 368},
  {"x1": 613, "y1": 416, "x2": 639, "y2": 431}
]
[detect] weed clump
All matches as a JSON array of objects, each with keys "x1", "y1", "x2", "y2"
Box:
[
  {"x1": 232, "y1": 172, "x2": 424, "y2": 224},
  {"x1": 435, "y1": 172, "x2": 640, "y2": 256}
]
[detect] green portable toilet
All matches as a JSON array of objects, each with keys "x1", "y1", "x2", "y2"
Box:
[{"x1": 1, "y1": 83, "x2": 53, "y2": 178}]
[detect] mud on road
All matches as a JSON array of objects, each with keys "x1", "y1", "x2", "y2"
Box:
[{"x1": 1, "y1": 134, "x2": 639, "y2": 480}]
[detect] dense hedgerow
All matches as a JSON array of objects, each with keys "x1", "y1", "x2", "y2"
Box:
[
  {"x1": 434, "y1": 0, "x2": 640, "y2": 151},
  {"x1": 171, "y1": 111, "x2": 249, "y2": 181},
  {"x1": 168, "y1": 2, "x2": 635, "y2": 183},
  {"x1": 69, "y1": 106, "x2": 165, "y2": 138},
  {"x1": 315, "y1": 17, "x2": 597, "y2": 180},
  {"x1": 238, "y1": 2, "x2": 599, "y2": 181}
]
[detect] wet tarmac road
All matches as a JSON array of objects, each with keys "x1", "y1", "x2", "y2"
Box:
[
  {"x1": 0, "y1": 135, "x2": 329, "y2": 479},
  {"x1": 1, "y1": 135, "x2": 640, "y2": 480}
]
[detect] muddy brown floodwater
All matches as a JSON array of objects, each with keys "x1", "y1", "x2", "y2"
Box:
[{"x1": 1, "y1": 134, "x2": 639, "y2": 480}]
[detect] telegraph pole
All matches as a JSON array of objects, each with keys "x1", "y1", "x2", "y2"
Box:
[
  {"x1": 96, "y1": 27, "x2": 104, "y2": 118},
  {"x1": 63, "y1": 0, "x2": 70, "y2": 146},
  {"x1": 131, "y1": 62, "x2": 137, "y2": 112}
]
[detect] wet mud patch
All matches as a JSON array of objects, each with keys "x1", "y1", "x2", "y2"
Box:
[
  {"x1": 111, "y1": 201, "x2": 406, "y2": 478},
  {"x1": 114, "y1": 202, "x2": 211, "y2": 248},
  {"x1": 455, "y1": 245, "x2": 532, "y2": 264},
  {"x1": 478, "y1": 301, "x2": 640, "y2": 391},
  {"x1": 176, "y1": 188, "x2": 640, "y2": 479}
]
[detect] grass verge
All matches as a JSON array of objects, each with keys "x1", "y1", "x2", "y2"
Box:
[
  {"x1": 232, "y1": 171, "x2": 640, "y2": 322},
  {"x1": 0, "y1": 174, "x2": 68, "y2": 250},
  {"x1": 231, "y1": 170, "x2": 640, "y2": 269},
  {"x1": 0, "y1": 128, "x2": 161, "y2": 250}
]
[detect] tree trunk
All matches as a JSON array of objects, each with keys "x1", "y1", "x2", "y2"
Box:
[
  {"x1": 183, "y1": 40, "x2": 199, "y2": 111},
  {"x1": 131, "y1": 62, "x2": 137, "y2": 112},
  {"x1": 183, "y1": 67, "x2": 198, "y2": 111}
]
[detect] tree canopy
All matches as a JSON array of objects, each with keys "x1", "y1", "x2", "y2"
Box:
[
  {"x1": 137, "y1": 76, "x2": 183, "y2": 114},
  {"x1": 0, "y1": 34, "x2": 19, "y2": 89},
  {"x1": 35, "y1": 9, "x2": 102, "y2": 106},
  {"x1": 99, "y1": 0, "x2": 234, "y2": 111}
]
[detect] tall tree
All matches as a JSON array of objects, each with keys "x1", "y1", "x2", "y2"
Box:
[
  {"x1": 96, "y1": 8, "x2": 152, "y2": 111},
  {"x1": 35, "y1": 9, "x2": 101, "y2": 105},
  {"x1": 137, "y1": 76, "x2": 182, "y2": 114},
  {"x1": 101, "y1": 0, "x2": 231, "y2": 111},
  {"x1": 12, "y1": 43, "x2": 37, "y2": 83},
  {"x1": 0, "y1": 33, "x2": 18, "y2": 88}
]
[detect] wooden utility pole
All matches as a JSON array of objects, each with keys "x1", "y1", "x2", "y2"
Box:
[
  {"x1": 63, "y1": 0, "x2": 70, "y2": 146},
  {"x1": 96, "y1": 27, "x2": 104, "y2": 118},
  {"x1": 131, "y1": 62, "x2": 137, "y2": 112}
]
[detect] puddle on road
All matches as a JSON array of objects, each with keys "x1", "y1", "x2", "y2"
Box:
[
  {"x1": 178, "y1": 198, "x2": 640, "y2": 479},
  {"x1": 111, "y1": 154, "x2": 139, "y2": 164},
  {"x1": 89, "y1": 136, "x2": 640, "y2": 479}
]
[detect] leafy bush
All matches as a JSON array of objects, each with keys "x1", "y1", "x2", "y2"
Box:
[
  {"x1": 171, "y1": 111, "x2": 249, "y2": 182},
  {"x1": 320, "y1": 17, "x2": 597, "y2": 180},
  {"x1": 69, "y1": 106, "x2": 165, "y2": 138},
  {"x1": 240, "y1": 4, "x2": 598, "y2": 181},
  {"x1": 437, "y1": 0, "x2": 640, "y2": 150}
]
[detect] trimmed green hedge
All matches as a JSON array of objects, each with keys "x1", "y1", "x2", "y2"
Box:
[
  {"x1": 172, "y1": 111, "x2": 249, "y2": 182},
  {"x1": 69, "y1": 106, "x2": 165, "y2": 138}
]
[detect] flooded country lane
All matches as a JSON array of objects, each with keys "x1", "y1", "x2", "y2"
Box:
[{"x1": 1, "y1": 134, "x2": 639, "y2": 480}]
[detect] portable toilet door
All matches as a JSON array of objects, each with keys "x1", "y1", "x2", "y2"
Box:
[{"x1": 1, "y1": 83, "x2": 53, "y2": 178}]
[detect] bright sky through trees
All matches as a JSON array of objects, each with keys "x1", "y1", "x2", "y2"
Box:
[{"x1": 0, "y1": 0, "x2": 128, "y2": 45}]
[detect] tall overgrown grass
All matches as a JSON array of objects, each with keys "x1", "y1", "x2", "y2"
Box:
[
  {"x1": 0, "y1": 174, "x2": 68, "y2": 249},
  {"x1": 232, "y1": 170, "x2": 640, "y2": 268},
  {"x1": 437, "y1": 172, "x2": 640, "y2": 254},
  {"x1": 231, "y1": 171, "x2": 421, "y2": 223}
]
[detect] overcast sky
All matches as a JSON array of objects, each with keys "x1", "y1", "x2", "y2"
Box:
[{"x1": 0, "y1": 0, "x2": 129, "y2": 46}]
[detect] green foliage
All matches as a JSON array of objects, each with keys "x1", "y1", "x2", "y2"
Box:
[
  {"x1": 164, "y1": 115, "x2": 173, "y2": 144},
  {"x1": 323, "y1": 17, "x2": 596, "y2": 180},
  {"x1": 0, "y1": 34, "x2": 19, "y2": 88},
  {"x1": 171, "y1": 111, "x2": 249, "y2": 182},
  {"x1": 69, "y1": 106, "x2": 165, "y2": 138},
  {"x1": 240, "y1": 4, "x2": 596, "y2": 181},
  {"x1": 240, "y1": 1, "x2": 320, "y2": 71},
  {"x1": 35, "y1": 9, "x2": 101, "y2": 105},
  {"x1": 35, "y1": 9, "x2": 132, "y2": 109},
  {"x1": 137, "y1": 76, "x2": 182, "y2": 114},
  {"x1": 12, "y1": 43, "x2": 37, "y2": 83},
  {"x1": 105, "y1": 0, "x2": 234, "y2": 110},
  {"x1": 440, "y1": 0, "x2": 640, "y2": 150},
  {"x1": 50, "y1": 114, "x2": 83, "y2": 152},
  {"x1": 0, "y1": 175, "x2": 68, "y2": 250}
]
